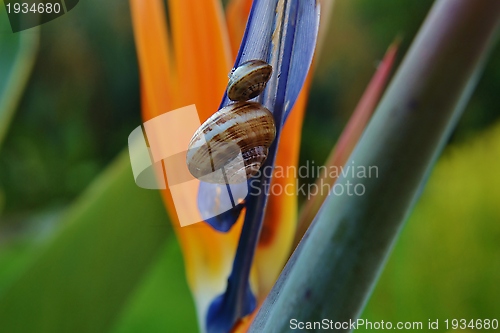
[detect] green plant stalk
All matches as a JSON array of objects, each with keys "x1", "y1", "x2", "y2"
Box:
[
  {"x1": 0, "y1": 26, "x2": 40, "y2": 150},
  {"x1": 250, "y1": 0, "x2": 500, "y2": 331}
]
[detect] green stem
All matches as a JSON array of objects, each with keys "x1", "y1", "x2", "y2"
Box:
[{"x1": 250, "y1": 0, "x2": 500, "y2": 331}]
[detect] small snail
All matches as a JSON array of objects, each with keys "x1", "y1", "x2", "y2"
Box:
[
  {"x1": 227, "y1": 60, "x2": 273, "y2": 101},
  {"x1": 186, "y1": 101, "x2": 276, "y2": 184},
  {"x1": 186, "y1": 60, "x2": 275, "y2": 184}
]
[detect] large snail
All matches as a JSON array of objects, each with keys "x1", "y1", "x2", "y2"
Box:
[{"x1": 186, "y1": 60, "x2": 276, "y2": 184}]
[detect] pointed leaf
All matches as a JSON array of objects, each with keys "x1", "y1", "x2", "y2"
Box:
[
  {"x1": 0, "y1": 7, "x2": 39, "y2": 150},
  {"x1": 0, "y1": 152, "x2": 170, "y2": 333}
]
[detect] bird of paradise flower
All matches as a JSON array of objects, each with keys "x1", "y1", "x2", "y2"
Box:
[
  {"x1": 0, "y1": 0, "x2": 495, "y2": 332},
  {"x1": 129, "y1": 0, "x2": 500, "y2": 332},
  {"x1": 129, "y1": 0, "x2": 394, "y2": 332}
]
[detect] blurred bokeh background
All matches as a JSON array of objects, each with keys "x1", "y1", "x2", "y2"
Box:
[{"x1": 0, "y1": 0, "x2": 499, "y2": 332}]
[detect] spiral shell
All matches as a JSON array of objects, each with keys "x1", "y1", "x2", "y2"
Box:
[
  {"x1": 227, "y1": 60, "x2": 273, "y2": 101},
  {"x1": 186, "y1": 102, "x2": 276, "y2": 184}
]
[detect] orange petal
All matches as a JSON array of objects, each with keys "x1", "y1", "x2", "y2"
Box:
[
  {"x1": 169, "y1": 0, "x2": 232, "y2": 120},
  {"x1": 130, "y1": 0, "x2": 175, "y2": 121},
  {"x1": 226, "y1": 0, "x2": 254, "y2": 58},
  {"x1": 131, "y1": 0, "x2": 247, "y2": 327},
  {"x1": 166, "y1": 0, "x2": 245, "y2": 325}
]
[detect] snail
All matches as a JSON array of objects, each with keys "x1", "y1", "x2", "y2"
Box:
[
  {"x1": 186, "y1": 101, "x2": 276, "y2": 184},
  {"x1": 186, "y1": 60, "x2": 275, "y2": 184},
  {"x1": 227, "y1": 59, "x2": 273, "y2": 101}
]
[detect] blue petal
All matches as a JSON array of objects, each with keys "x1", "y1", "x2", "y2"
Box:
[
  {"x1": 283, "y1": 0, "x2": 320, "y2": 121},
  {"x1": 197, "y1": 181, "x2": 248, "y2": 232},
  {"x1": 206, "y1": 279, "x2": 256, "y2": 333},
  {"x1": 200, "y1": 199, "x2": 245, "y2": 232}
]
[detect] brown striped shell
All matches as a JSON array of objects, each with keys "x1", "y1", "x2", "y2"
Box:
[
  {"x1": 186, "y1": 102, "x2": 276, "y2": 184},
  {"x1": 227, "y1": 60, "x2": 273, "y2": 101}
]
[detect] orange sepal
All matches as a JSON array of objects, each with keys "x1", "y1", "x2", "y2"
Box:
[
  {"x1": 168, "y1": 0, "x2": 232, "y2": 120},
  {"x1": 226, "y1": 0, "x2": 254, "y2": 58},
  {"x1": 130, "y1": 0, "x2": 175, "y2": 121}
]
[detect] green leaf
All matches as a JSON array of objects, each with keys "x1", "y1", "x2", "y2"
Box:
[
  {"x1": 0, "y1": 151, "x2": 171, "y2": 333},
  {"x1": 0, "y1": 187, "x2": 4, "y2": 214},
  {"x1": 0, "y1": 1, "x2": 39, "y2": 150},
  {"x1": 111, "y1": 237, "x2": 198, "y2": 333}
]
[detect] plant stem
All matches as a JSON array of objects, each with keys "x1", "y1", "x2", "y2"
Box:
[{"x1": 250, "y1": 0, "x2": 500, "y2": 331}]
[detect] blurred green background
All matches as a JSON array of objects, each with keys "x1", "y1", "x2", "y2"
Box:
[{"x1": 0, "y1": 0, "x2": 499, "y2": 332}]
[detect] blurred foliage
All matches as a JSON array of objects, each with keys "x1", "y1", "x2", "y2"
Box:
[
  {"x1": 301, "y1": 0, "x2": 434, "y2": 169},
  {"x1": 360, "y1": 121, "x2": 500, "y2": 330},
  {"x1": 111, "y1": 239, "x2": 198, "y2": 333},
  {"x1": 0, "y1": 0, "x2": 499, "y2": 332},
  {"x1": 0, "y1": 0, "x2": 139, "y2": 216},
  {"x1": 0, "y1": 0, "x2": 39, "y2": 149},
  {"x1": 300, "y1": 0, "x2": 500, "y2": 202},
  {"x1": 0, "y1": 152, "x2": 177, "y2": 332},
  {"x1": 0, "y1": 0, "x2": 39, "y2": 217}
]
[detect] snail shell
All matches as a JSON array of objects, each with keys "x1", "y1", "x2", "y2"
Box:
[
  {"x1": 186, "y1": 102, "x2": 276, "y2": 184},
  {"x1": 227, "y1": 60, "x2": 273, "y2": 101}
]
